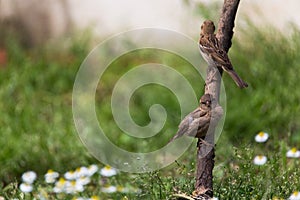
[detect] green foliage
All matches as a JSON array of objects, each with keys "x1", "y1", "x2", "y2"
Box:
[
  {"x1": 224, "y1": 23, "x2": 300, "y2": 144},
  {"x1": 0, "y1": 33, "x2": 93, "y2": 184},
  {"x1": 214, "y1": 138, "x2": 300, "y2": 199}
]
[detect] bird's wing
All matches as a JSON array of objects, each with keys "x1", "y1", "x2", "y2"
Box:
[
  {"x1": 199, "y1": 35, "x2": 233, "y2": 69},
  {"x1": 186, "y1": 113, "x2": 211, "y2": 137},
  {"x1": 171, "y1": 108, "x2": 201, "y2": 140},
  {"x1": 173, "y1": 116, "x2": 192, "y2": 139}
]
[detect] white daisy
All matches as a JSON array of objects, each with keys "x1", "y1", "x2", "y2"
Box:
[
  {"x1": 89, "y1": 196, "x2": 100, "y2": 200},
  {"x1": 100, "y1": 165, "x2": 117, "y2": 177},
  {"x1": 19, "y1": 183, "x2": 33, "y2": 193},
  {"x1": 76, "y1": 176, "x2": 91, "y2": 186},
  {"x1": 64, "y1": 170, "x2": 77, "y2": 180},
  {"x1": 286, "y1": 147, "x2": 300, "y2": 158},
  {"x1": 65, "y1": 180, "x2": 84, "y2": 194},
  {"x1": 253, "y1": 155, "x2": 267, "y2": 165},
  {"x1": 75, "y1": 167, "x2": 89, "y2": 178},
  {"x1": 21, "y1": 171, "x2": 37, "y2": 184},
  {"x1": 53, "y1": 177, "x2": 67, "y2": 193},
  {"x1": 255, "y1": 132, "x2": 269, "y2": 143},
  {"x1": 289, "y1": 191, "x2": 300, "y2": 200},
  {"x1": 45, "y1": 169, "x2": 59, "y2": 183},
  {"x1": 101, "y1": 185, "x2": 117, "y2": 193},
  {"x1": 87, "y1": 164, "x2": 98, "y2": 176}
]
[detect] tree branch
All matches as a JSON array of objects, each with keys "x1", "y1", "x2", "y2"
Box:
[
  {"x1": 193, "y1": 0, "x2": 241, "y2": 199},
  {"x1": 217, "y1": 0, "x2": 241, "y2": 52}
]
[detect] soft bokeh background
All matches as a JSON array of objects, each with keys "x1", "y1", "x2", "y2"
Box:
[
  {"x1": 1, "y1": 0, "x2": 300, "y2": 199},
  {"x1": 1, "y1": 0, "x2": 300, "y2": 45}
]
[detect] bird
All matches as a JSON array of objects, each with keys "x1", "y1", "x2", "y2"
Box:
[
  {"x1": 169, "y1": 94, "x2": 212, "y2": 143},
  {"x1": 199, "y1": 20, "x2": 248, "y2": 88}
]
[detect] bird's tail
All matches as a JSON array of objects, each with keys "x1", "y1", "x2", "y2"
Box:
[{"x1": 226, "y1": 70, "x2": 248, "y2": 88}]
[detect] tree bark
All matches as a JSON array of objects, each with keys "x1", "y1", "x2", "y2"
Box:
[{"x1": 193, "y1": 0, "x2": 241, "y2": 199}]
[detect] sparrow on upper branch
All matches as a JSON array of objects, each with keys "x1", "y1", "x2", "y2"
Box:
[{"x1": 199, "y1": 20, "x2": 248, "y2": 88}]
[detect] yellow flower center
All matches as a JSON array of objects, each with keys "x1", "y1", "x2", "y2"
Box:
[
  {"x1": 76, "y1": 168, "x2": 81, "y2": 172},
  {"x1": 117, "y1": 185, "x2": 124, "y2": 191},
  {"x1": 258, "y1": 155, "x2": 263, "y2": 159},
  {"x1": 47, "y1": 169, "x2": 54, "y2": 173},
  {"x1": 71, "y1": 180, "x2": 76, "y2": 186},
  {"x1": 91, "y1": 196, "x2": 99, "y2": 200},
  {"x1": 293, "y1": 191, "x2": 299, "y2": 196},
  {"x1": 67, "y1": 170, "x2": 74, "y2": 174},
  {"x1": 58, "y1": 177, "x2": 66, "y2": 184},
  {"x1": 258, "y1": 132, "x2": 265, "y2": 137},
  {"x1": 105, "y1": 165, "x2": 112, "y2": 170},
  {"x1": 291, "y1": 147, "x2": 297, "y2": 153}
]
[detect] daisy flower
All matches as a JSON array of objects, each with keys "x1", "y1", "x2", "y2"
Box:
[
  {"x1": 19, "y1": 183, "x2": 33, "y2": 193},
  {"x1": 289, "y1": 191, "x2": 300, "y2": 200},
  {"x1": 253, "y1": 155, "x2": 267, "y2": 165},
  {"x1": 64, "y1": 170, "x2": 77, "y2": 180},
  {"x1": 65, "y1": 180, "x2": 84, "y2": 194},
  {"x1": 255, "y1": 131, "x2": 269, "y2": 143},
  {"x1": 21, "y1": 171, "x2": 37, "y2": 184},
  {"x1": 76, "y1": 167, "x2": 89, "y2": 178},
  {"x1": 89, "y1": 196, "x2": 100, "y2": 200},
  {"x1": 45, "y1": 169, "x2": 59, "y2": 183},
  {"x1": 87, "y1": 164, "x2": 98, "y2": 176},
  {"x1": 76, "y1": 176, "x2": 91, "y2": 186},
  {"x1": 101, "y1": 185, "x2": 117, "y2": 193},
  {"x1": 100, "y1": 165, "x2": 117, "y2": 177},
  {"x1": 286, "y1": 147, "x2": 300, "y2": 158},
  {"x1": 53, "y1": 177, "x2": 67, "y2": 193}
]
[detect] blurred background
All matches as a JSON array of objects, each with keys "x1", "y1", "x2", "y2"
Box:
[
  {"x1": 1, "y1": 0, "x2": 300, "y2": 198},
  {"x1": 1, "y1": 0, "x2": 300, "y2": 47}
]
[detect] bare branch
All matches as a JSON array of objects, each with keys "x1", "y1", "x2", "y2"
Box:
[
  {"x1": 217, "y1": 0, "x2": 241, "y2": 52},
  {"x1": 193, "y1": 0, "x2": 241, "y2": 199}
]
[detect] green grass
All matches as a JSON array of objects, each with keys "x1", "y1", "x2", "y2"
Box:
[{"x1": 1, "y1": 23, "x2": 300, "y2": 199}]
